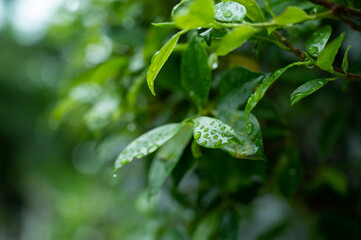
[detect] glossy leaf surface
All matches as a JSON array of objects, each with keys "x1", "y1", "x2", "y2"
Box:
[
  {"x1": 225, "y1": 0, "x2": 265, "y2": 22},
  {"x1": 273, "y1": 6, "x2": 309, "y2": 25},
  {"x1": 342, "y1": 45, "x2": 351, "y2": 72},
  {"x1": 114, "y1": 123, "x2": 182, "y2": 171},
  {"x1": 193, "y1": 116, "x2": 240, "y2": 148},
  {"x1": 306, "y1": 25, "x2": 332, "y2": 57},
  {"x1": 214, "y1": 1, "x2": 246, "y2": 22},
  {"x1": 317, "y1": 33, "x2": 345, "y2": 71},
  {"x1": 218, "y1": 109, "x2": 265, "y2": 160},
  {"x1": 147, "y1": 125, "x2": 192, "y2": 197},
  {"x1": 147, "y1": 30, "x2": 185, "y2": 95},
  {"x1": 290, "y1": 78, "x2": 330, "y2": 106},
  {"x1": 173, "y1": 0, "x2": 215, "y2": 30},
  {"x1": 181, "y1": 34, "x2": 211, "y2": 107},
  {"x1": 216, "y1": 26, "x2": 257, "y2": 56}
]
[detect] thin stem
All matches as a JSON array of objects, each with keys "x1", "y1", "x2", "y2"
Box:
[{"x1": 309, "y1": 0, "x2": 361, "y2": 20}]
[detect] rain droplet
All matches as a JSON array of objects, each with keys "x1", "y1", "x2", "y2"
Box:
[
  {"x1": 136, "y1": 153, "x2": 144, "y2": 158},
  {"x1": 194, "y1": 132, "x2": 201, "y2": 140},
  {"x1": 221, "y1": 126, "x2": 226, "y2": 130},
  {"x1": 204, "y1": 133, "x2": 209, "y2": 138},
  {"x1": 204, "y1": 128, "x2": 209, "y2": 132},
  {"x1": 113, "y1": 173, "x2": 117, "y2": 178},
  {"x1": 151, "y1": 65, "x2": 158, "y2": 72},
  {"x1": 200, "y1": 141, "x2": 207, "y2": 146},
  {"x1": 215, "y1": 140, "x2": 222, "y2": 147},
  {"x1": 194, "y1": 121, "x2": 200, "y2": 127},
  {"x1": 221, "y1": 133, "x2": 226, "y2": 137},
  {"x1": 223, "y1": 10, "x2": 233, "y2": 18},
  {"x1": 148, "y1": 144, "x2": 158, "y2": 153},
  {"x1": 211, "y1": 130, "x2": 216, "y2": 134},
  {"x1": 214, "y1": 135, "x2": 218, "y2": 139},
  {"x1": 246, "y1": 123, "x2": 253, "y2": 134},
  {"x1": 210, "y1": 121, "x2": 215, "y2": 125},
  {"x1": 200, "y1": 125, "x2": 205, "y2": 129}
]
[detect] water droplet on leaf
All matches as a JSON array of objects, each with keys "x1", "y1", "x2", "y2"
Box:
[{"x1": 194, "y1": 132, "x2": 201, "y2": 140}]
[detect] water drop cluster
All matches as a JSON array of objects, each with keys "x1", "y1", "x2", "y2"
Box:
[{"x1": 214, "y1": 1, "x2": 246, "y2": 22}]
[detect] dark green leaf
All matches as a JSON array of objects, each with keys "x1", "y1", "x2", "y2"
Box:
[
  {"x1": 225, "y1": 0, "x2": 265, "y2": 22},
  {"x1": 193, "y1": 116, "x2": 241, "y2": 148},
  {"x1": 290, "y1": 78, "x2": 332, "y2": 106},
  {"x1": 216, "y1": 66, "x2": 265, "y2": 114},
  {"x1": 342, "y1": 45, "x2": 351, "y2": 72},
  {"x1": 200, "y1": 28, "x2": 213, "y2": 46},
  {"x1": 181, "y1": 34, "x2": 211, "y2": 107},
  {"x1": 214, "y1": 1, "x2": 246, "y2": 22},
  {"x1": 306, "y1": 25, "x2": 332, "y2": 57},
  {"x1": 147, "y1": 125, "x2": 192, "y2": 197},
  {"x1": 317, "y1": 33, "x2": 345, "y2": 71},
  {"x1": 147, "y1": 30, "x2": 187, "y2": 95},
  {"x1": 245, "y1": 62, "x2": 305, "y2": 125},
  {"x1": 217, "y1": 109, "x2": 265, "y2": 160},
  {"x1": 114, "y1": 123, "x2": 182, "y2": 171},
  {"x1": 273, "y1": 6, "x2": 309, "y2": 25},
  {"x1": 216, "y1": 26, "x2": 257, "y2": 56}
]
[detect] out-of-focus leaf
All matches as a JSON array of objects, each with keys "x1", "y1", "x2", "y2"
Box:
[
  {"x1": 192, "y1": 210, "x2": 220, "y2": 240},
  {"x1": 218, "y1": 209, "x2": 239, "y2": 239},
  {"x1": 173, "y1": 0, "x2": 215, "y2": 30},
  {"x1": 306, "y1": 25, "x2": 332, "y2": 57},
  {"x1": 218, "y1": 109, "x2": 265, "y2": 160},
  {"x1": 317, "y1": 33, "x2": 345, "y2": 71},
  {"x1": 216, "y1": 66, "x2": 265, "y2": 114},
  {"x1": 245, "y1": 61, "x2": 304, "y2": 125},
  {"x1": 214, "y1": 1, "x2": 246, "y2": 22},
  {"x1": 290, "y1": 78, "x2": 332, "y2": 106},
  {"x1": 200, "y1": 28, "x2": 212, "y2": 46},
  {"x1": 216, "y1": 26, "x2": 257, "y2": 56},
  {"x1": 147, "y1": 125, "x2": 192, "y2": 197},
  {"x1": 114, "y1": 123, "x2": 182, "y2": 171},
  {"x1": 147, "y1": 30, "x2": 186, "y2": 95},
  {"x1": 126, "y1": 69, "x2": 147, "y2": 108},
  {"x1": 152, "y1": 22, "x2": 177, "y2": 28},
  {"x1": 191, "y1": 139, "x2": 202, "y2": 158},
  {"x1": 312, "y1": 167, "x2": 348, "y2": 196},
  {"x1": 273, "y1": 6, "x2": 309, "y2": 25},
  {"x1": 193, "y1": 116, "x2": 241, "y2": 148},
  {"x1": 181, "y1": 34, "x2": 211, "y2": 107},
  {"x1": 225, "y1": 0, "x2": 265, "y2": 22},
  {"x1": 342, "y1": 45, "x2": 351, "y2": 72}
]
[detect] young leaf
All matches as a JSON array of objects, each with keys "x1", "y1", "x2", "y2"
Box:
[
  {"x1": 273, "y1": 6, "x2": 309, "y2": 25},
  {"x1": 214, "y1": 1, "x2": 246, "y2": 22},
  {"x1": 245, "y1": 62, "x2": 305, "y2": 125},
  {"x1": 342, "y1": 45, "x2": 351, "y2": 73},
  {"x1": 306, "y1": 25, "x2": 332, "y2": 57},
  {"x1": 216, "y1": 26, "x2": 257, "y2": 56},
  {"x1": 200, "y1": 28, "x2": 213, "y2": 46},
  {"x1": 152, "y1": 22, "x2": 177, "y2": 28},
  {"x1": 193, "y1": 116, "x2": 240, "y2": 148},
  {"x1": 290, "y1": 78, "x2": 332, "y2": 106},
  {"x1": 216, "y1": 66, "x2": 265, "y2": 114},
  {"x1": 217, "y1": 109, "x2": 265, "y2": 160},
  {"x1": 173, "y1": 0, "x2": 215, "y2": 30},
  {"x1": 147, "y1": 125, "x2": 192, "y2": 197},
  {"x1": 114, "y1": 123, "x2": 182, "y2": 171},
  {"x1": 146, "y1": 30, "x2": 186, "y2": 95},
  {"x1": 224, "y1": 0, "x2": 265, "y2": 22},
  {"x1": 317, "y1": 33, "x2": 345, "y2": 71},
  {"x1": 181, "y1": 34, "x2": 211, "y2": 107}
]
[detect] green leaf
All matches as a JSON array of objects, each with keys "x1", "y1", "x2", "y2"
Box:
[
  {"x1": 147, "y1": 125, "x2": 192, "y2": 197},
  {"x1": 273, "y1": 6, "x2": 309, "y2": 25},
  {"x1": 193, "y1": 116, "x2": 241, "y2": 148},
  {"x1": 152, "y1": 22, "x2": 177, "y2": 28},
  {"x1": 192, "y1": 210, "x2": 220, "y2": 240},
  {"x1": 146, "y1": 30, "x2": 186, "y2": 95},
  {"x1": 306, "y1": 25, "x2": 332, "y2": 57},
  {"x1": 114, "y1": 123, "x2": 182, "y2": 171},
  {"x1": 216, "y1": 66, "x2": 265, "y2": 114},
  {"x1": 224, "y1": 0, "x2": 265, "y2": 22},
  {"x1": 200, "y1": 28, "x2": 212, "y2": 46},
  {"x1": 317, "y1": 33, "x2": 345, "y2": 71},
  {"x1": 173, "y1": 0, "x2": 215, "y2": 30},
  {"x1": 217, "y1": 109, "x2": 265, "y2": 160},
  {"x1": 342, "y1": 45, "x2": 351, "y2": 72},
  {"x1": 214, "y1": 1, "x2": 246, "y2": 22},
  {"x1": 290, "y1": 78, "x2": 332, "y2": 106},
  {"x1": 216, "y1": 26, "x2": 257, "y2": 56},
  {"x1": 245, "y1": 62, "x2": 305, "y2": 125},
  {"x1": 181, "y1": 34, "x2": 211, "y2": 107}
]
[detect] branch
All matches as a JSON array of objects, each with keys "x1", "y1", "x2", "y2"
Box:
[
  {"x1": 308, "y1": 0, "x2": 361, "y2": 20},
  {"x1": 273, "y1": 31, "x2": 361, "y2": 82}
]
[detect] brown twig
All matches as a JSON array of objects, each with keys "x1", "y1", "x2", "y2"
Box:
[{"x1": 273, "y1": 31, "x2": 361, "y2": 82}]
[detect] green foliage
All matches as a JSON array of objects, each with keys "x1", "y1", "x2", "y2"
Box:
[
  {"x1": 317, "y1": 33, "x2": 345, "y2": 71},
  {"x1": 225, "y1": 0, "x2": 265, "y2": 22},
  {"x1": 306, "y1": 25, "x2": 332, "y2": 57},
  {"x1": 342, "y1": 45, "x2": 351, "y2": 72},
  {"x1": 290, "y1": 78, "x2": 332, "y2": 106},
  {"x1": 273, "y1": 6, "x2": 309, "y2": 25}
]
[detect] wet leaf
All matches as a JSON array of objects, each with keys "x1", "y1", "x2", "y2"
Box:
[
  {"x1": 273, "y1": 6, "x2": 309, "y2": 25},
  {"x1": 216, "y1": 26, "x2": 257, "y2": 56},
  {"x1": 173, "y1": 0, "x2": 215, "y2": 30},
  {"x1": 245, "y1": 62, "x2": 304, "y2": 125},
  {"x1": 147, "y1": 125, "x2": 192, "y2": 197},
  {"x1": 214, "y1": 1, "x2": 246, "y2": 22},
  {"x1": 181, "y1": 34, "x2": 211, "y2": 107},
  {"x1": 342, "y1": 45, "x2": 351, "y2": 73},
  {"x1": 114, "y1": 123, "x2": 182, "y2": 171},
  {"x1": 146, "y1": 30, "x2": 186, "y2": 95},
  {"x1": 306, "y1": 25, "x2": 332, "y2": 57},
  {"x1": 217, "y1": 109, "x2": 265, "y2": 160},
  {"x1": 200, "y1": 28, "x2": 213, "y2": 46},
  {"x1": 225, "y1": 0, "x2": 265, "y2": 22},
  {"x1": 317, "y1": 33, "x2": 345, "y2": 71},
  {"x1": 193, "y1": 116, "x2": 241, "y2": 148},
  {"x1": 290, "y1": 78, "x2": 331, "y2": 106}
]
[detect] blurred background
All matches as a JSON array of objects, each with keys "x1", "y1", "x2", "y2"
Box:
[{"x1": 0, "y1": 0, "x2": 361, "y2": 239}]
